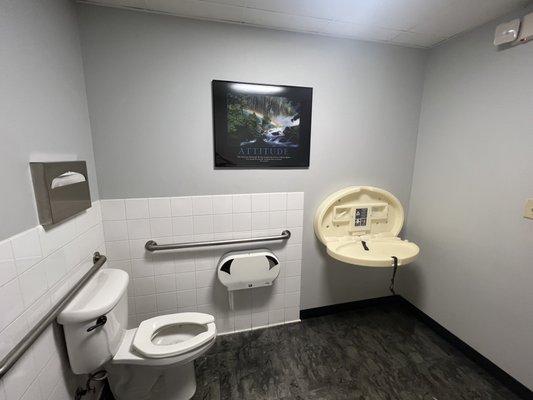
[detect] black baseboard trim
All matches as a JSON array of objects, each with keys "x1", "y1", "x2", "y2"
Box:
[
  {"x1": 300, "y1": 296, "x2": 533, "y2": 400},
  {"x1": 299, "y1": 295, "x2": 399, "y2": 319}
]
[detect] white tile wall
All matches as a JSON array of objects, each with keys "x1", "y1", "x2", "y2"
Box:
[
  {"x1": 0, "y1": 201, "x2": 105, "y2": 400},
  {"x1": 103, "y1": 192, "x2": 304, "y2": 334}
]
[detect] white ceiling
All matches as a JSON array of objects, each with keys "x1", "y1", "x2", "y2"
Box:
[{"x1": 78, "y1": 0, "x2": 531, "y2": 48}]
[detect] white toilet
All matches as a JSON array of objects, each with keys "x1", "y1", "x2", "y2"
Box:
[{"x1": 57, "y1": 268, "x2": 216, "y2": 400}]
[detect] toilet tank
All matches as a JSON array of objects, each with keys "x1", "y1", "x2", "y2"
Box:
[{"x1": 57, "y1": 268, "x2": 129, "y2": 374}]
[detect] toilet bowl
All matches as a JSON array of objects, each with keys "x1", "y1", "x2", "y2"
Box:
[{"x1": 57, "y1": 269, "x2": 217, "y2": 400}]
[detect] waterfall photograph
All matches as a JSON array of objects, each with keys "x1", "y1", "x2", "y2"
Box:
[{"x1": 212, "y1": 80, "x2": 312, "y2": 168}]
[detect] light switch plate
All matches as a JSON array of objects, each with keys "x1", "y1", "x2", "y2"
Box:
[{"x1": 524, "y1": 199, "x2": 533, "y2": 219}]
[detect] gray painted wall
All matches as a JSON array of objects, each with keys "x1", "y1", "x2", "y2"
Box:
[
  {"x1": 402, "y1": 6, "x2": 533, "y2": 390},
  {"x1": 0, "y1": 0, "x2": 99, "y2": 240},
  {"x1": 77, "y1": 4, "x2": 427, "y2": 309}
]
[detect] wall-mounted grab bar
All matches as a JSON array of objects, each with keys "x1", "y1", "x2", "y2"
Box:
[
  {"x1": 145, "y1": 230, "x2": 291, "y2": 252},
  {"x1": 0, "y1": 252, "x2": 107, "y2": 379}
]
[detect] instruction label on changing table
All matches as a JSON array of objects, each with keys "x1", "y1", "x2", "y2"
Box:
[{"x1": 354, "y1": 208, "x2": 368, "y2": 227}]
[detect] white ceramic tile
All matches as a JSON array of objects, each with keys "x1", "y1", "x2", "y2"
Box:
[
  {"x1": 177, "y1": 289, "x2": 196, "y2": 307},
  {"x1": 286, "y1": 209, "x2": 304, "y2": 227},
  {"x1": 286, "y1": 244, "x2": 303, "y2": 261},
  {"x1": 251, "y1": 212, "x2": 269, "y2": 230},
  {"x1": 32, "y1": 326, "x2": 54, "y2": 371},
  {"x1": 285, "y1": 276, "x2": 301, "y2": 293},
  {"x1": 150, "y1": 218, "x2": 172, "y2": 237},
  {"x1": 148, "y1": 198, "x2": 171, "y2": 218},
  {"x1": 20, "y1": 378, "x2": 41, "y2": 400},
  {"x1": 193, "y1": 233, "x2": 214, "y2": 241},
  {"x1": 197, "y1": 303, "x2": 216, "y2": 316},
  {"x1": 0, "y1": 259, "x2": 17, "y2": 287},
  {"x1": 0, "y1": 240, "x2": 16, "y2": 286},
  {"x1": 0, "y1": 240, "x2": 13, "y2": 261},
  {"x1": 106, "y1": 241, "x2": 131, "y2": 261},
  {"x1": 192, "y1": 196, "x2": 213, "y2": 215},
  {"x1": 268, "y1": 293, "x2": 285, "y2": 310},
  {"x1": 268, "y1": 308, "x2": 285, "y2": 325},
  {"x1": 251, "y1": 287, "x2": 269, "y2": 312},
  {"x1": 234, "y1": 314, "x2": 251, "y2": 331},
  {"x1": 101, "y1": 199, "x2": 125, "y2": 220},
  {"x1": 38, "y1": 221, "x2": 76, "y2": 257},
  {"x1": 214, "y1": 232, "x2": 232, "y2": 240},
  {"x1": 195, "y1": 254, "x2": 214, "y2": 270},
  {"x1": 18, "y1": 261, "x2": 47, "y2": 308},
  {"x1": 284, "y1": 307, "x2": 300, "y2": 322},
  {"x1": 252, "y1": 311, "x2": 269, "y2": 328},
  {"x1": 286, "y1": 260, "x2": 302, "y2": 277},
  {"x1": 0, "y1": 279, "x2": 24, "y2": 330},
  {"x1": 174, "y1": 255, "x2": 196, "y2": 273},
  {"x1": 193, "y1": 215, "x2": 214, "y2": 234},
  {"x1": 127, "y1": 219, "x2": 151, "y2": 239},
  {"x1": 285, "y1": 291, "x2": 301, "y2": 308},
  {"x1": 196, "y1": 287, "x2": 212, "y2": 305},
  {"x1": 129, "y1": 239, "x2": 148, "y2": 259},
  {"x1": 3, "y1": 351, "x2": 37, "y2": 400},
  {"x1": 251, "y1": 193, "x2": 268, "y2": 212},
  {"x1": 156, "y1": 292, "x2": 178, "y2": 311},
  {"x1": 42, "y1": 249, "x2": 68, "y2": 288},
  {"x1": 103, "y1": 220, "x2": 128, "y2": 241},
  {"x1": 232, "y1": 290, "x2": 252, "y2": 314},
  {"x1": 269, "y1": 193, "x2": 287, "y2": 211},
  {"x1": 232, "y1": 194, "x2": 251, "y2": 213},
  {"x1": 125, "y1": 198, "x2": 149, "y2": 219},
  {"x1": 134, "y1": 277, "x2": 155, "y2": 296},
  {"x1": 176, "y1": 272, "x2": 196, "y2": 290},
  {"x1": 76, "y1": 203, "x2": 100, "y2": 234},
  {"x1": 216, "y1": 316, "x2": 235, "y2": 334},
  {"x1": 289, "y1": 227, "x2": 303, "y2": 244},
  {"x1": 37, "y1": 352, "x2": 60, "y2": 399},
  {"x1": 108, "y1": 260, "x2": 132, "y2": 275},
  {"x1": 269, "y1": 211, "x2": 286, "y2": 229},
  {"x1": 132, "y1": 258, "x2": 154, "y2": 278},
  {"x1": 152, "y1": 254, "x2": 175, "y2": 275},
  {"x1": 196, "y1": 270, "x2": 215, "y2": 288},
  {"x1": 0, "y1": 315, "x2": 28, "y2": 361},
  {"x1": 232, "y1": 231, "x2": 251, "y2": 239},
  {"x1": 232, "y1": 213, "x2": 251, "y2": 231},
  {"x1": 155, "y1": 274, "x2": 176, "y2": 293},
  {"x1": 212, "y1": 195, "x2": 233, "y2": 214},
  {"x1": 172, "y1": 216, "x2": 194, "y2": 235},
  {"x1": 135, "y1": 295, "x2": 157, "y2": 314},
  {"x1": 287, "y1": 192, "x2": 304, "y2": 210},
  {"x1": 272, "y1": 276, "x2": 285, "y2": 294},
  {"x1": 171, "y1": 197, "x2": 193, "y2": 216},
  {"x1": 11, "y1": 228, "x2": 42, "y2": 274},
  {"x1": 214, "y1": 214, "x2": 233, "y2": 233}
]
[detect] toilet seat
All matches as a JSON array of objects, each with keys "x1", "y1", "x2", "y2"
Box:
[{"x1": 132, "y1": 313, "x2": 216, "y2": 359}]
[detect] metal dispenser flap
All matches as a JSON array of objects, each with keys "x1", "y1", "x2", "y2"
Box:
[{"x1": 30, "y1": 161, "x2": 92, "y2": 228}]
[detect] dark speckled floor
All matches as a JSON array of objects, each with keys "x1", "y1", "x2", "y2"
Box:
[{"x1": 192, "y1": 304, "x2": 520, "y2": 400}]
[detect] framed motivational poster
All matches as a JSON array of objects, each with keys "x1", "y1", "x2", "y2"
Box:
[{"x1": 212, "y1": 80, "x2": 312, "y2": 168}]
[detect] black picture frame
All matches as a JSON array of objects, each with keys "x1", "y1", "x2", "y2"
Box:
[{"x1": 212, "y1": 80, "x2": 312, "y2": 168}]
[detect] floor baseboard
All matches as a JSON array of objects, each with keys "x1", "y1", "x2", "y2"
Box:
[
  {"x1": 299, "y1": 295, "x2": 399, "y2": 319},
  {"x1": 300, "y1": 295, "x2": 533, "y2": 400}
]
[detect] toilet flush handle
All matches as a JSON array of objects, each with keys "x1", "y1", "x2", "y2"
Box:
[{"x1": 86, "y1": 316, "x2": 107, "y2": 332}]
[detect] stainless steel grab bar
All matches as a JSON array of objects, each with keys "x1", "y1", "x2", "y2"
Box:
[
  {"x1": 145, "y1": 230, "x2": 291, "y2": 252},
  {"x1": 0, "y1": 252, "x2": 107, "y2": 379}
]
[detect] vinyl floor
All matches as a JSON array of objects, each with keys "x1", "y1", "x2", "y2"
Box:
[{"x1": 191, "y1": 303, "x2": 520, "y2": 400}]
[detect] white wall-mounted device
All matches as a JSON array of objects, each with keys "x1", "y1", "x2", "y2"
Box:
[
  {"x1": 494, "y1": 18, "x2": 520, "y2": 46},
  {"x1": 217, "y1": 249, "x2": 280, "y2": 309},
  {"x1": 494, "y1": 12, "x2": 533, "y2": 47}
]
